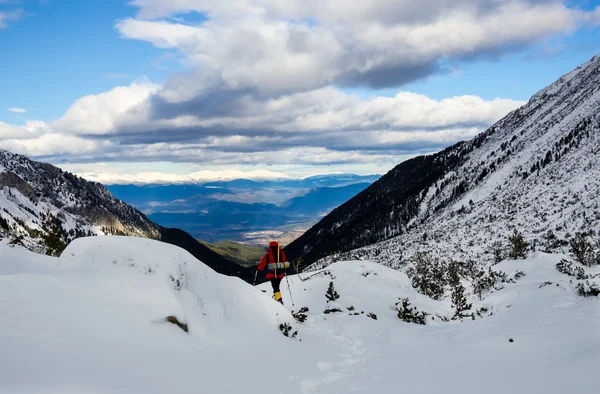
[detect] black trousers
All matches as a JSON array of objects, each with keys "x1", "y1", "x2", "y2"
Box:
[{"x1": 270, "y1": 277, "x2": 282, "y2": 293}]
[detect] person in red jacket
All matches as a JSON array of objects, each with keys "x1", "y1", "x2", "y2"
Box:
[{"x1": 257, "y1": 241, "x2": 289, "y2": 304}]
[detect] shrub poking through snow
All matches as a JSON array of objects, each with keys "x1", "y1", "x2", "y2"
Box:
[
  {"x1": 570, "y1": 233, "x2": 600, "y2": 267},
  {"x1": 292, "y1": 307, "x2": 309, "y2": 323},
  {"x1": 347, "y1": 305, "x2": 355, "y2": 311},
  {"x1": 451, "y1": 283, "x2": 472, "y2": 320},
  {"x1": 556, "y1": 259, "x2": 588, "y2": 280},
  {"x1": 473, "y1": 268, "x2": 507, "y2": 300},
  {"x1": 576, "y1": 281, "x2": 600, "y2": 297},
  {"x1": 508, "y1": 230, "x2": 529, "y2": 259},
  {"x1": 324, "y1": 308, "x2": 343, "y2": 314},
  {"x1": 279, "y1": 323, "x2": 298, "y2": 338},
  {"x1": 325, "y1": 281, "x2": 340, "y2": 302},
  {"x1": 513, "y1": 271, "x2": 526, "y2": 280},
  {"x1": 166, "y1": 316, "x2": 188, "y2": 333},
  {"x1": 492, "y1": 241, "x2": 506, "y2": 264},
  {"x1": 407, "y1": 252, "x2": 447, "y2": 300},
  {"x1": 396, "y1": 298, "x2": 428, "y2": 325},
  {"x1": 367, "y1": 313, "x2": 377, "y2": 320}
]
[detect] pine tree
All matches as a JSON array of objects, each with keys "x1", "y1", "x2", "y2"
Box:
[
  {"x1": 395, "y1": 298, "x2": 427, "y2": 325},
  {"x1": 508, "y1": 230, "x2": 528, "y2": 259},
  {"x1": 451, "y1": 284, "x2": 472, "y2": 320},
  {"x1": 447, "y1": 261, "x2": 460, "y2": 288},
  {"x1": 40, "y1": 210, "x2": 67, "y2": 257},
  {"x1": 325, "y1": 281, "x2": 340, "y2": 302}
]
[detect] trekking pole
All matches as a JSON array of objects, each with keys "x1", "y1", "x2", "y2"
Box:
[
  {"x1": 285, "y1": 273, "x2": 295, "y2": 307},
  {"x1": 253, "y1": 269, "x2": 258, "y2": 286}
]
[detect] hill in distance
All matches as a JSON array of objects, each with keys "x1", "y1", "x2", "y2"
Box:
[{"x1": 198, "y1": 240, "x2": 267, "y2": 267}]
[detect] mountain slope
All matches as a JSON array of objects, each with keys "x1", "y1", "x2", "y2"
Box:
[
  {"x1": 286, "y1": 54, "x2": 600, "y2": 269},
  {"x1": 0, "y1": 149, "x2": 253, "y2": 281},
  {"x1": 0, "y1": 149, "x2": 160, "y2": 253}
]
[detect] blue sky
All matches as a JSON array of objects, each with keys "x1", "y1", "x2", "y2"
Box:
[{"x1": 1, "y1": 0, "x2": 599, "y2": 183}]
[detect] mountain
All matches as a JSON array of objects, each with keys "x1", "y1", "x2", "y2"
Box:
[
  {"x1": 0, "y1": 149, "x2": 253, "y2": 281},
  {"x1": 107, "y1": 178, "x2": 375, "y2": 243},
  {"x1": 286, "y1": 54, "x2": 600, "y2": 269},
  {"x1": 0, "y1": 148, "x2": 160, "y2": 254}
]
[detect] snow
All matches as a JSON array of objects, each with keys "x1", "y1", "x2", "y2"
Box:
[{"x1": 1, "y1": 237, "x2": 598, "y2": 393}]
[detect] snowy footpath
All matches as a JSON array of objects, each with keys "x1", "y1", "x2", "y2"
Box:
[{"x1": 1, "y1": 237, "x2": 598, "y2": 394}]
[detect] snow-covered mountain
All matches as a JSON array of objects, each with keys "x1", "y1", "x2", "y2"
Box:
[
  {"x1": 1, "y1": 237, "x2": 598, "y2": 393},
  {"x1": 287, "y1": 54, "x2": 600, "y2": 270},
  {"x1": 0, "y1": 149, "x2": 159, "y2": 254},
  {"x1": 0, "y1": 149, "x2": 257, "y2": 280}
]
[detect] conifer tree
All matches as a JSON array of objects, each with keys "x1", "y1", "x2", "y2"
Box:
[
  {"x1": 508, "y1": 230, "x2": 529, "y2": 259},
  {"x1": 325, "y1": 281, "x2": 340, "y2": 302},
  {"x1": 41, "y1": 210, "x2": 67, "y2": 257},
  {"x1": 451, "y1": 284, "x2": 472, "y2": 320}
]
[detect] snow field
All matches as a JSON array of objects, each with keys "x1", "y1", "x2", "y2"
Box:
[{"x1": 1, "y1": 237, "x2": 599, "y2": 393}]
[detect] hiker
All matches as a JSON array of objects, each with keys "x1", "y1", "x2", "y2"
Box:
[{"x1": 257, "y1": 241, "x2": 289, "y2": 304}]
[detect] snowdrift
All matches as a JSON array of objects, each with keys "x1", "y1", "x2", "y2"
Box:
[
  {"x1": 1, "y1": 238, "x2": 598, "y2": 394},
  {"x1": 0, "y1": 237, "x2": 293, "y2": 394}
]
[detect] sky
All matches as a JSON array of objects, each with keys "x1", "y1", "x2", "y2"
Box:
[{"x1": 0, "y1": 0, "x2": 599, "y2": 184}]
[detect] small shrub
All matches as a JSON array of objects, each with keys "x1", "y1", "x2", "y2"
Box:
[
  {"x1": 570, "y1": 233, "x2": 599, "y2": 267},
  {"x1": 556, "y1": 259, "x2": 588, "y2": 280},
  {"x1": 367, "y1": 313, "x2": 377, "y2": 320},
  {"x1": 576, "y1": 281, "x2": 600, "y2": 297},
  {"x1": 396, "y1": 298, "x2": 428, "y2": 325},
  {"x1": 407, "y1": 252, "x2": 447, "y2": 300},
  {"x1": 292, "y1": 307, "x2": 309, "y2": 323},
  {"x1": 539, "y1": 281, "x2": 553, "y2": 288},
  {"x1": 279, "y1": 323, "x2": 298, "y2": 338},
  {"x1": 473, "y1": 268, "x2": 507, "y2": 300},
  {"x1": 513, "y1": 271, "x2": 526, "y2": 280},
  {"x1": 347, "y1": 306, "x2": 355, "y2": 311},
  {"x1": 323, "y1": 308, "x2": 343, "y2": 314},
  {"x1": 325, "y1": 281, "x2": 340, "y2": 302}
]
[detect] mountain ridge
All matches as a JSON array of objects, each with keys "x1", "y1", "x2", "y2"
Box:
[{"x1": 286, "y1": 54, "x2": 600, "y2": 270}]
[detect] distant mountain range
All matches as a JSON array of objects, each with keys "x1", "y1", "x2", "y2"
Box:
[{"x1": 107, "y1": 175, "x2": 378, "y2": 244}]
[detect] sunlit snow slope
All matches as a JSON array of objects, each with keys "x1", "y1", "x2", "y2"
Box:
[{"x1": 1, "y1": 237, "x2": 598, "y2": 393}]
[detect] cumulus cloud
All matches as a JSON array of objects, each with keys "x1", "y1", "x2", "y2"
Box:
[
  {"x1": 6, "y1": 0, "x2": 595, "y2": 182},
  {"x1": 52, "y1": 81, "x2": 160, "y2": 135},
  {"x1": 118, "y1": 0, "x2": 598, "y2": 94},
  {"x1": 8, "y1": 107, "x2": 27, "y2": 113}
]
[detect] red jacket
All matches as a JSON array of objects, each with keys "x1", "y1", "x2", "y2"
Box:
[{"x1": 258, "y1": 242, "x2": 287, "y2": 279}]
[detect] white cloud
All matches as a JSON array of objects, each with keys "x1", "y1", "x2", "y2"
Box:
[
  {"x1": 0, "y1": 8, "x2": 23, "y2": 28},
  {"x1": 8, "y1": 107, "x2": 27, "y2": 113},
  {"x1": 117, "y1": 1, "x2": 599, "y2": 95},
  {"x1": 6, "y1": 0, "x2": 592, "y2": 182},
  {"x1": 52, "y1": 81, "x2": 160, "y2": 135},
  {"x1": 68, "y1": 168, "x2": 292, "y2": 184}
]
